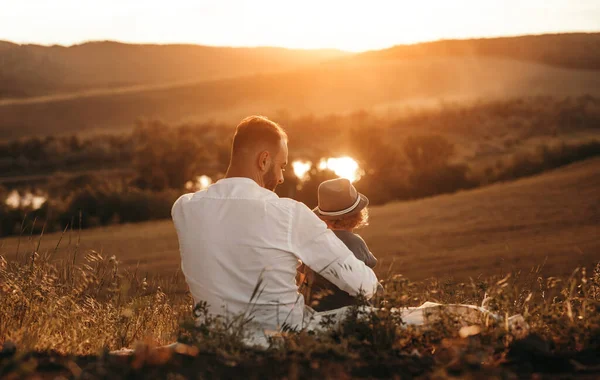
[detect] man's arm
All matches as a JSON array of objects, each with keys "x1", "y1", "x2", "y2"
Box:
[{"x1": 288, "y1": 202, "x2": 379, "y2": 299}]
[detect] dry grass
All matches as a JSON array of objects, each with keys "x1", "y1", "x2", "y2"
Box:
[
  {"x1": 0, "y1": 246, "x2": 190, "y2": 355},
  {"x1": 0, "y1": 159, "x2": 598, "y2": 375},
  {"x1": 0, "y1": 241, "x2": 599, "y2": 378},
  {"x1": 362, "y1": 157, "x2": 600, "y2": 281}
]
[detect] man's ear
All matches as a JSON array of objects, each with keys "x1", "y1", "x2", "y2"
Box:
[{"x1": 257, "y1": 150, "x2": 271, "y2": 172}]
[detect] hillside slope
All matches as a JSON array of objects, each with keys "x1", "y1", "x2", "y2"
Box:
[
  {"x1": 1, "y1": 159, "x2": 598, "y2": 281},
  {"x1": 0, "y1": 41, "x2": 348, "y2": 99},
  {"x1": 362, "y1": 158, "x2": 600, "y2": 280},
  {"x1": 2, "y1": 56, "x2": 600, "y2": 139},
  {"x1": 2, "y1": 33, "x2": 598, "y2": 101},
  {"x1": 357, "y1": 33, "x2": 600, "y2": 70}
]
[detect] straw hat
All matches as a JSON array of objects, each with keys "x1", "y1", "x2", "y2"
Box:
[{"x1": 313, "y1": 178, "x2": 369, "y2": 220}]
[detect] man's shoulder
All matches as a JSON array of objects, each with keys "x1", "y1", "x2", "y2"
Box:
[
  {"x1": 171, "y1": 191, "x2": 204, "y2": 217},
  {"x1": 174, "y1": 192, "x2": 193, "y2": 203},
  {"x1": 271, "y1": 197, "x2": 314, "y2": 214},
  {"x1": 268, "y1": 196, "x2": 301, "y2": 214}
]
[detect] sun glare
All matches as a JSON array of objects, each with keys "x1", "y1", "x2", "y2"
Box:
[
  {"x1": 185, "y1": 175, "x2": 213, "y2": 191},
  {"x1": 292, "y1": 157, "x2": 363, "y2": 183},
  {"x1": 5, "y1": 190, "x2": 47, "y2": 210},
  {"x1": 292, "y1": 160, "x2": 312, "y2": 181},
  {"x1": 318, "y1": 157, "x2": 363, "y2": 183}
]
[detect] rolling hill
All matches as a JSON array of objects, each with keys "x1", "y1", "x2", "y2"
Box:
[
  {"x1": 2, "y1": 33, "x2": 598, "y2": 101},
  {"x1": 2, "y1": 56, "x2": 600, "y2": 139},
  {"x1": 1, "y1": 33, "x2": 600, "y2": 139},
  {"x1": 357, "y1": 33, "x2": 600, "y2": 70},
  {"x1": 1, "y1": 158, "x2": 597, "y2": 281},
  {"x1": 0, "y1": 41, "x2": 349, "y2": 99}
]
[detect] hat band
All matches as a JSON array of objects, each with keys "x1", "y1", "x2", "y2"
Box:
[{"x1": 317, "y1": 195, "x2": 361, "y2": 217}]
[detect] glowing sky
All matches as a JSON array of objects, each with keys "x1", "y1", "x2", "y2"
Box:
[{"x1": 1, "y1": 0, "x2": 599, "y2": 51}]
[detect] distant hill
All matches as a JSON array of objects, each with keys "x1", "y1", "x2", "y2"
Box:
[
  {"x1": 1, "y1": 158, "x2": 597, "y2": 280},
  {"x1": 2, "y1": 33, "x2": 599, "y2": 101},
  {"x1": 0, "y1": 41, "x2": 349, "y2": 99},
  {"x1": 1, "y1": 55, "x2": 599, "y2": 139},
  {"x1": 1, "y1": 33, "x2": 600, "y2": 139},
  {"x1": 357, "y1": 33, "x2": 600, "y2": 70}
]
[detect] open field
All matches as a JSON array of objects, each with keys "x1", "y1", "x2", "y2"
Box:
[
  {"x1": 3, "y1": 56, "x2": 600, "y2": 140},
  {"x1": 2, "y1": 158, "x2": 598, "y2": 282},
  {"x1": 2, "y1": 33, "x2": 598, "y2": 102},
  {"x1": 361, "y1": 158, "x2": 600, "y2": 280},
  {"x1": 2, "y1": 33, "x2": 599, "y2": 140},
  {"x1": 4, "y1": 61, "x2": 600, "y2": 141},
  {"x1": 0, "y1": 40, "x2": 348, "y2": 99},
  {"x1": 1, "y1": 159, "x2": 599, "y2": 379}
]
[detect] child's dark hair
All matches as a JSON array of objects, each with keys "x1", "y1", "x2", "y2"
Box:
[{"x1": 323, "y1": 208, "x2": 369, "y2": 230}]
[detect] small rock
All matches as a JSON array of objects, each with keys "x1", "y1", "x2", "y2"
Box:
[{"x1": 459, "y1": 325, "x2": 481, "y2": 339}]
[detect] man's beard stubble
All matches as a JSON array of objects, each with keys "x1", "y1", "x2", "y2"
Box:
[{"x1": 263, "y1": 163, "x2": 279, "y2": 192}]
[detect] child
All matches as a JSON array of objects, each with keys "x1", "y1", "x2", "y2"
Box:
[{"x1": 300, "y1": 178, "x2": 377, "y2": 311}]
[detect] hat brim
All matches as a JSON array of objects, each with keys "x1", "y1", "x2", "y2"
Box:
[{"x1": 313, "y1": 193, "x2": 369, "y2": 220}]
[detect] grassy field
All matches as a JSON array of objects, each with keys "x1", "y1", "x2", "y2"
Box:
[
  {"x1": 1, "y1": 158, "x2": 599, "y2": 377},
  {"x1": 2, "y1": 158, "x2": 598, "y2": 283},
  {"x1": 361, "y1": 158, "x2": 600, "y2": 280},
  {"x1": 0, "y1": 40, "x2": 348, "y2": 99}
]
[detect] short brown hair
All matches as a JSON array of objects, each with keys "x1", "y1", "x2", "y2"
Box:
[
  {"x1": 323, "y1": 208, "x2": 369, "y2": 230},
  {"x1": 231, "y1": 116, "x2": 287, "y2": 157}
]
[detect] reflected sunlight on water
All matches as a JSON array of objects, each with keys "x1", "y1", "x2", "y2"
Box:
[
  {"x1": 292, "y1": 160, "x2": 312, "y2": 181},
  {"x1": 318, "y1": 156, "x2": 363, "y2": 183},
  {"x1": 292, "y1": 156, "x2": 363, "y2": 183},
  {"x1": 5, "y1": 190, "x2": 47, "y2": 210},
  {"x1": 185, "y1": 175, "x2": 213, "y2": 191}
]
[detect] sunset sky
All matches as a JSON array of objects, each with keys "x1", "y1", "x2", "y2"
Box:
[{"x1": 1, "y1": 0, "x2": 599, "y2": 51}]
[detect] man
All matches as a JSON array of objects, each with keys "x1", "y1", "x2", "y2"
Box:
[{"x1": 171, "y1": 116, "x2": 379, "y2": 336}]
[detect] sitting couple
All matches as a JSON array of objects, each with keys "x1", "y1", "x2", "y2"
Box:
[{"x1": 172, "y1": 115, "x2": 379, "y2": 337}]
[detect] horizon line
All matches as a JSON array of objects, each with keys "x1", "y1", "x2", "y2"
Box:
[{"x1": 2, "y1": 30, "x2": 599, "y2": 53}]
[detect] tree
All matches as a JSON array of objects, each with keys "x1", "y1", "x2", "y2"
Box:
[
  {"x1": 403, "y1": 134, "x2": 455, "y2": 170},
  {"x1": 403, "y1": 134, "x2": 473, "y2": 197},
  {"x1": 132, "y1": 121, "x2": 208, "y2": 190}
]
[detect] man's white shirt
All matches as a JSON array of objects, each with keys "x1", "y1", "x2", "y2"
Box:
[{"x1": 171, "y1": 177, "x2": 379, "y2": 332}]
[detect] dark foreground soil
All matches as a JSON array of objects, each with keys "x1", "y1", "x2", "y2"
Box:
[{"x1": 2, "y1": 335, "x2": 600, "y2": 380}]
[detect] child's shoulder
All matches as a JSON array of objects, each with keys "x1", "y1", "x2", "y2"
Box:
[
  {"x1": 334, "y1": 230, "x2": 369, "y2": 248},
  {"x1": 349, "y1": 232, "x2": 368, "y2": 245},
  {"x1": 339, "y1": 231, "x2": 377, "y2": 268}
]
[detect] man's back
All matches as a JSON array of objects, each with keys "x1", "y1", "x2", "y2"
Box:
[{"x1": 172, "y1": 177, "x2": 378, "y2": 331}]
